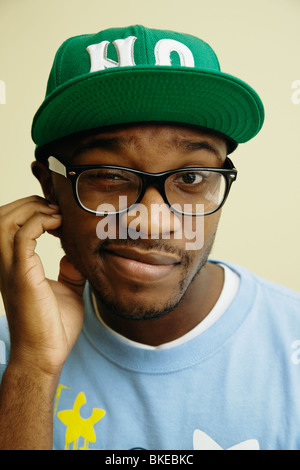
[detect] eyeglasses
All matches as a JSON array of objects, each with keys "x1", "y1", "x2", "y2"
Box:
[{"x1": 48, "y1": 156, "x2": 237, "y2": 216}]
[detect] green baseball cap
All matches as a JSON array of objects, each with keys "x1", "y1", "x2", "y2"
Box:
[{"x1": 32, "y1": 25, "x2": 264, "y2": 157}]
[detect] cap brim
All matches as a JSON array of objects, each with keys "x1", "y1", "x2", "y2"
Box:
[{"x1": 32, "y1": 66, "x2": 264, "y2": 154}]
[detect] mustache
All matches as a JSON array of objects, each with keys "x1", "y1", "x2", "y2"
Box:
[{"x1": 96, "y1": 237, "x2": 191, "y2": 261}]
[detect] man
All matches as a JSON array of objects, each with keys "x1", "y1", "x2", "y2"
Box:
[{"x1": 0, "y1": 25, "x2": 299, "y2": 451}]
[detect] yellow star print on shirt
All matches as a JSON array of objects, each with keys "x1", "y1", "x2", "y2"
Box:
[{"x1": 57, "y1": 391, "x2": 106, "y2": 450}]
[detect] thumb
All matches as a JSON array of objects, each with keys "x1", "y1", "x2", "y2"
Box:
[{"x1": 58, "y1": 256, "x2": 86, "y2": 296}]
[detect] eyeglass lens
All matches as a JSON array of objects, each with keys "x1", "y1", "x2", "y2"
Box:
[{"x1": 76, "y1": 168, "x2": 226, "y2": 215}]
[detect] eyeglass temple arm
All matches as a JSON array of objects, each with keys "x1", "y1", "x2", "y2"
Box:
[{"x1": 48, "y1": 156, "x2": 67, "y2": 178}]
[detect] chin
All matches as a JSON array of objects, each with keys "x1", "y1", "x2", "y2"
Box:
[{"x1": 92, "y1": 281, "x2": 185, "y2": 322}]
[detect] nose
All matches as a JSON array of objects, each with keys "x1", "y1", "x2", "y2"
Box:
[{"x1": 120, "y1": 186, "x2": 182, "y2": 239}]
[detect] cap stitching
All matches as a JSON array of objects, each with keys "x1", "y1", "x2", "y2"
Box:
[{"x1": 140, "y1": 25, "x2": 150, "y2": 64}]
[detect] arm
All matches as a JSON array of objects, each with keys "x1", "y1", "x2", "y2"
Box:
[
  {"x1": 0, "y1": 362, "x2": 59, "y2": 449},
  {"x1": 0, "y1": 196, "x2": 85, "y2": 450}
]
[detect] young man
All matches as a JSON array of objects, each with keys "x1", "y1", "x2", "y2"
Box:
[{"x1": 0, "y1": 25, "x2": 299, "y2": 451}]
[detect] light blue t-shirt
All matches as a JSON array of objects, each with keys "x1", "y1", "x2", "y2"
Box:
[{"x1": 1, "y1": 261, "x2": 300, "y2": 450}]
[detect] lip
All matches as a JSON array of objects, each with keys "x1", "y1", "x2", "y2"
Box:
[{"x1": 102, "y1": 247, "x2": 181, "y2": 282}]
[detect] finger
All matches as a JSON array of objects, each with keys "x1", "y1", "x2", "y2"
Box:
[
  {"x1": 58, "y1": 256, "x2": 86, "y2": 297},
  {"x1": 0, "y1": 213, "x2": 62, "y2": 293},
  {"x1": 0, "y1": 195, "x2": 53, "y2": 217},
  {"x1": 0, "y1": 199, "x2": 59, "y2": 233},
  {"x1": 13, "y1": 212, "x2": 62, "y2": 264},
  {"x1": 0, "y1": 200, "x2": 60, "y2": 265}
]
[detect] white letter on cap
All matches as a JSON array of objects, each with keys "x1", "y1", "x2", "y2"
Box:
[
  {"x1": 155, "y1": 39, "x2": 194, "y2": 67},
  {"x1": 87, "y1": 36, "x2": 137, "y2": 72}
]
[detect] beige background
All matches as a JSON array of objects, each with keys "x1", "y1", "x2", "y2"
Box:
[{"x1": 0, "y1": 0, "x2": 299, "y2": 315}]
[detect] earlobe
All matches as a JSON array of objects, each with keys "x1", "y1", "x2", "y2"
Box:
[{"x1": 31, "y1": 161, "x2": 57, "y2": 204}]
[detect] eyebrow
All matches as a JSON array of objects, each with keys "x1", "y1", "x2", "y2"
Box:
[
  {"x1": 72, "y1": 137, "x2": 129, "y2": 159},
  {"x1": 176, "y1": 139, "x2": 223, "y2": 161}
]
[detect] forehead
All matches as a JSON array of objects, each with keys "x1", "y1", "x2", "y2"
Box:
[{"x1": 49, "y1": 124, "x2": 228, "y2": 164}]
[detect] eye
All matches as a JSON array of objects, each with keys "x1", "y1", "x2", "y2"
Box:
[
  {"x1": 83, "y1": 169, "x2": 132, "y2": 185},
  {"x1": 78, "y1": 168, "x2": 141, "y2": 196},
  {"x1": 175, "y1": 171, "x2": 210, "y2": 185},
  {"x1": 180, "y1": 173, "x2": 202, "y2": 184}
]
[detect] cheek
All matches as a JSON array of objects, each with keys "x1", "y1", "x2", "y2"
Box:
[
  {"x1": 55, "y1": 187, "x2": 102, "y2": 269},
  {"x1": 53, "y1": 177, "x2": 98, "y2": 243},
  {"x1": 60, "y1": 210, "x2": 100, "y2": 247},
  {"x1": 59, "y1": 212, "x2": 103, "y2": 281},
  {"x1": 180, "y1": 210, "x2": 221, "y2": 252}
]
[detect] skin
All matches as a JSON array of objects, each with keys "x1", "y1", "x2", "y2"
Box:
[
  {"x1": 0, "y1": 123, "x2": 228, "y2": 449},
  {"x1": 34, "y1": 124, "x2": 227, "y2": 345}
]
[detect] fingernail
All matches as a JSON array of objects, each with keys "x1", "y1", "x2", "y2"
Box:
[
  {"x1": 48, "y1": 204, "x2": 59, "y2": 209},
  {"x1": 51, "y1": 213, "x2": 62, "y2": 218}
]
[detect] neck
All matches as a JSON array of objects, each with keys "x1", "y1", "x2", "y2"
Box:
[{"x1": 94, "y1": 262, "x2": 224, "y2": 346}]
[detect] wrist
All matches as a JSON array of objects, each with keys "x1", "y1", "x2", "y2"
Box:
[
  {"x1": 0, "y1": 361, "x2": 58, "y2": 450},
  {"x1": 7, "y1": 344, "x2": 66, "y2": 381},
  {"x1": 4, "y1": 357, "x2": 63, "y2": 394}
]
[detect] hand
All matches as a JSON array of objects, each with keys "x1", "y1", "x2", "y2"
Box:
[{"x1": 0, "y1": 196, "x2": 85, "y2": 377}]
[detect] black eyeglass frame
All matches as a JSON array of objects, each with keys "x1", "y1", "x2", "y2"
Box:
[{"x1": 48, "y1": 156, "x2": 237, "y2": 216}]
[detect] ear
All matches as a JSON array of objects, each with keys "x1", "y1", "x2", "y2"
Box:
[{"x1": 31, "y1": 161, "x2": 58, "y2": 204}]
